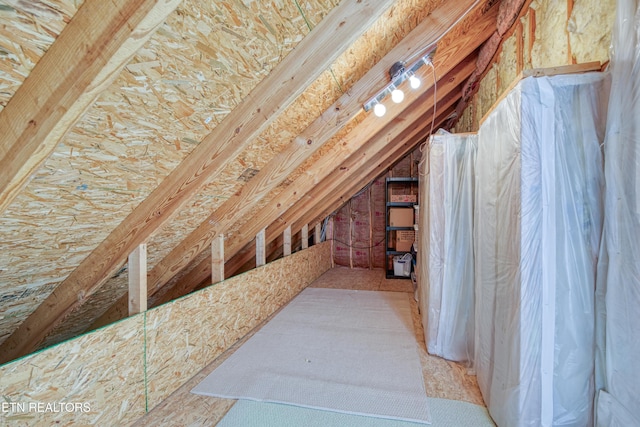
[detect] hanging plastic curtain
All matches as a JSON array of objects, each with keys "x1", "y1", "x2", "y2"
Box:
[
  {"x1": 595, "y1": 0, "x2": 640, "y2": 425},
  {"x1": 417, "y1": 130, "x2": 476, "y2": 363},
  {"x1": 475, "y1": 72, "x2": 609, "y2": 427}
]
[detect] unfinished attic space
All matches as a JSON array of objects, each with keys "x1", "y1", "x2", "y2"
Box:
[{"x1": 1, "y1": 0, "x2": 638, "y2": 425}]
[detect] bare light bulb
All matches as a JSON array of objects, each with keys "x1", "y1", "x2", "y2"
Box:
[
  {"x1": 391, "y1": 88, "x2": 405, "y2": 103},
  {"x1": 409, "y1": 75, "x2": 421, "y2": 89},
  {"x1": 373, "y1": 102, "x2": 386, "y2": 117}
]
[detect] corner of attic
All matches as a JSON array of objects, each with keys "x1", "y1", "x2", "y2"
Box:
[{"x1": 1, "y1": 0, "x2": 637, "y2": 425}]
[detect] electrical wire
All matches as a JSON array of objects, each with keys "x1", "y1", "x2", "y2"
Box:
[{"x1": 329, "y1": 237, "x2": 387, "y2": 250}]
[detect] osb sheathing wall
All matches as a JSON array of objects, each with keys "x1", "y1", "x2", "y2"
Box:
[
  {"x1": 0, "y1": 242, "x2": 331, "y2": 426},
  {"x1": 453, "y1": 0, "x2": 614, "y2": 132}
]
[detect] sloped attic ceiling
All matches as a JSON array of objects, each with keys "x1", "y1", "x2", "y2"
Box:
[{"x1": 0, "y1": 0, "x2": 509, "y2": 363}]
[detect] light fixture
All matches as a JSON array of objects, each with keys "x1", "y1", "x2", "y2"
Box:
[
  {"x1": 373, "y1": 102, "x2": 386, "y2": 117},
  {"x1": 363, "y1": 45, "x2": 436, "y2": 115},
  {"x1": 409, "y1": 74, "x2": 421, "y2": 89},
  {"x1": 391, "y1": 86, "x2": 405, "y2": 103}
]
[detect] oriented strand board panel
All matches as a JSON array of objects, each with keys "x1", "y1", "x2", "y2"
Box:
[
  {"x1": 0, "y1": 0, "x2": 82, "y2": 111},
  {"x1": 144, "y1": 241, "x2": 331, "y2": 408},
  {"x1": 0, "y1": 315, "x2": 145, "y2": 426},
  {"x1": 0, "y1": 0, "x2": 341, "y2": 348},
  {"x1": 0, "y1": 243, "x2": 330, "y2": 424}
]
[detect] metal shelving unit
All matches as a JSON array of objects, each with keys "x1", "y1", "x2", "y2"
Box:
[{"x1": 385, "y1": 177, "x2": 418, "y2": 278}]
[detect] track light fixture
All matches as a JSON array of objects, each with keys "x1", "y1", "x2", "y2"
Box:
[{"x1": 363, "y1": 45, "x2": 437, "y2": 117}]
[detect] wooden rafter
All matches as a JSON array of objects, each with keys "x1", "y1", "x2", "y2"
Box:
[
  {"x1": 0, "y1": 0, "x2": 398, "y2": 364},
  {"x1": 0, "y1": 0, "x2": 182, "y2": 215}
]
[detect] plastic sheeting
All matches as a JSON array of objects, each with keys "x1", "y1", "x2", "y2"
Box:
[
  {"x1": 595, "y1": 0, "x2": 640, "y2": 425},
  {"x1": 417, "y1": 130, "x2": 476, "y2": 363},
  {"x1": 476, "y1": 72, "x2": 609, "y2": 427}
]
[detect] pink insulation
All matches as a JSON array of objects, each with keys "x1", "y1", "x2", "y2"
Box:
[
  {"x1": 333, "y1": 203, "x2": 351, "y2": 267},
  {"x1": 350, "y1": 190, "x2": 371, "y2": 269}
]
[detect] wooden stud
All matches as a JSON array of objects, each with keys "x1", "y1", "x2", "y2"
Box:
[
  {"x1": 0, "y1": 0, "x2": 399, "y2": 363},
  {"x1": 315, "y1": 223, "x2": 322, "y2": 245},
  {"x1": 256, "y1": 229, "x2": 266, "y2": 268},
  {"x1": 528, "y1": 7, "x2": 536, "y2": 67},
  {"x1": 301, "y1": 224, "x2": 309, "y2": 250},
  {"x1": 567, "y1": 0, "x2": 575, "y2": 64},
  {"x1": 283, "y1": 226, "x2": 292, "y2": 256},
  {"x1": 128, "y1": 243, "x2": 147, "y2": 316},
  {"x1": 0, "y1": 0, "x2": 182, "y2": 216},
  {"x1": 211, "y1": 234, "x2": 224, "y2": 284},
  {"x1": 516, "y1": 20, "x2": 524, "y2": 74}
]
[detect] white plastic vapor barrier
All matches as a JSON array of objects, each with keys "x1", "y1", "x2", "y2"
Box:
[
  {"x1": 476, "y1": 72, "x2": 610, "y2": 427},
  {"x1": 595, "y1": 0, "x2": 640, "y2": 425},
  {"x1": 417, "y1": 130, "x2": 476, "y2": 363}
]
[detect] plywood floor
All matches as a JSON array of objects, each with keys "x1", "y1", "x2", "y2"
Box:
[{"x1": 132, "y1": 266, "x2": 484, "y2": 426}]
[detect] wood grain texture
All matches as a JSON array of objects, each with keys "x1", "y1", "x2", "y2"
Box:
[
  {"x1": 211, "y1": 234, "x2": 224, "y2": 284},
  {"x1": 0, "y1": 0, "x2": 181, "y2": 215},
  {"x1": 128, "y1": 243, "x2": 147, "y2": 315},
  {"x1": 0, "y1": 0, "x2": 398, "y2": 364}
]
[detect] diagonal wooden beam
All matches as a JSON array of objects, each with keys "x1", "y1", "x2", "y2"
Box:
[
  {"x1": 93, "y1": 0, "x2": 488, "y2": 324},
  {"x1": 0, "y1": 0, "x2": 182, "y2": 215},
  {"x1": 0, "y1": 0, "x2": 397, "y2": 364}
]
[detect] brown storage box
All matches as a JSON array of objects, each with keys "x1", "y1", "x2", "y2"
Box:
[
  {"x1": 396, "y1": 230, "x2": 415, "y2": 241},
  {"x1": 389, "y1": 208, "x2": 413, "y2": 227},
  {"x1": 390, "y1": 194, "x2": 418, "y2": 203},
  {"x1": 395, "y1": 240, "x2": 413, "y2": 252}
]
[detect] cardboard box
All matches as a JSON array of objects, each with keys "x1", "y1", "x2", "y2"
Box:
[
  {"x1": 389, "y1": 208, "x2": 413, "y2": 227},
  {"x1": 395, "y1": 240, "x2": 413, "y2": 252},
  {"x1": 390, "y1": 194, "x2": 418, "y2": 203},
  {"x1": 396, "y1": 230, "x2": 415, "y2": 241}
]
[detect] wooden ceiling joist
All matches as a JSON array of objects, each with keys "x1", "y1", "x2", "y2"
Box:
[
  {"x1": 90, "y1": 0, "x2": 489, "y2": 325},
  {"x1": 0, "y1": 0, "x2": 399, "y2": 364},
  {"x1": 0, "y1": 0, "x2": 182, "y2": 215}
]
